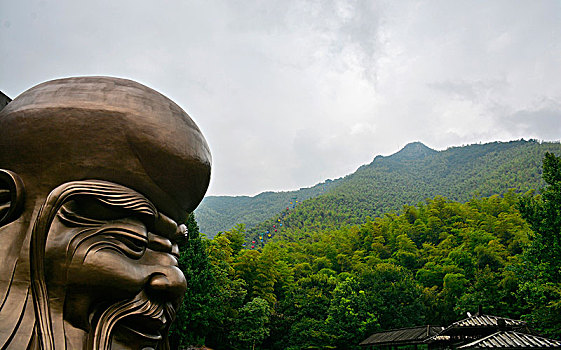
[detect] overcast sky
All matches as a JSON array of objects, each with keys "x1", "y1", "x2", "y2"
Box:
[{"x1": 1, "y1": 1, "x2": 560, "y2": 196}]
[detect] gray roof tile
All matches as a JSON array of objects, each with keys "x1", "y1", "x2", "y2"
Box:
[{"x1": 458, "y1": 331, "x2": 561, "y2": 349}]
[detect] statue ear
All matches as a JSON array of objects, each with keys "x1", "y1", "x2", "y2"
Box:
[{"x1": 0, "y1": 169, "x2": 25, "y2": 226}]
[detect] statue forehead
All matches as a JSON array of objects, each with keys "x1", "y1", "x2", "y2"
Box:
[{"x1": 0, "y1": 77, "x2": 211, "y2": 222}]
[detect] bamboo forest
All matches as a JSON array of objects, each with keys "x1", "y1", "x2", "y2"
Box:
[{"x1": 171, "y1": 142, "x2": 561, "y2": 350}]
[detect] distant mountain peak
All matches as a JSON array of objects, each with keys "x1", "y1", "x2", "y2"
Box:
[
  {"x1": 197, "y1": 140, "x2": 561, "y2": 235},
  {"x1": 389, "y1": 142, "x2": 437, "y2": 161}
]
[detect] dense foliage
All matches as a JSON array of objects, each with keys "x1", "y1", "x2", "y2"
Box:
[
  {"x1": 517, "y1": 152, "x2": 561, "y2": 337},
  {"x1": 197, "y1": 140, "x2": 561, "y2": 237},
  {"x1": 171, "y1": 148, "x2": 561, "y2": 349},
  {"x1": 275, "y1": 140, "x2": 561, "y2": 232}
]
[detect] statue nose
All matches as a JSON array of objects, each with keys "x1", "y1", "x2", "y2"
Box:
[{"x1": 147, "y1": 266, "x2": 187, "y2": 301}]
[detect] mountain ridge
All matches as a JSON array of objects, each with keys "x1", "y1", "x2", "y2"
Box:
[
  {"x1": 380, "y1": 141, "x2": 437, "y2": 161},
  {"x1": 196, "y1": 139, "x2": 561, "y2": 237}
]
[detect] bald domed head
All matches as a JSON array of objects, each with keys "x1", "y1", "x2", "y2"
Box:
[{"x1": 0, "y1": 76, "x2": 211, "y2": 222}]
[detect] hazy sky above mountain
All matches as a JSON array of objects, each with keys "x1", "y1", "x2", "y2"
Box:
[{"x1": 2, "y1": 1, "x2": 560, "y2": 196}]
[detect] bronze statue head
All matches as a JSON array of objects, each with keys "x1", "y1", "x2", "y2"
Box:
[{"x1": 0, "y1": 77, "x2": 211, "y2": 349}]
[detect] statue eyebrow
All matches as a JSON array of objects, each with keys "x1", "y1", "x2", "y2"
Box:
[
  {"x1": 63, "y1": 181, "x2": 181, "y2": 241},
  {"x1": 95, "y1": 192, "x2": 157, "y2": 218}
]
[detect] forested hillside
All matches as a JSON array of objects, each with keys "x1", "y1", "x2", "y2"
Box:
[
  {"x1": 197, "y1": 140, "x2": 561, "y2": 237},
  {"x1": 170, "y1": 151, "x2": 561, "y2": 349},
  {"x1": 252, "y1": 140, "x2": 561, "y2": 236},
  {"x1": 195, "y1": 178, "x2": 341, "y2": 237}
]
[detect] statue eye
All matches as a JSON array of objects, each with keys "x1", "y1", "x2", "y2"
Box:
[
  {"x1": 76, "y1": 197, "x2": 132, "y2": 221},
  {"x1": 59, "y1": 197, "x2": 153, "y2": 228},
  {"x1": 94, "y1": 225, "x2": 149, "y2": 259},
  {"x1": 99, "y1": 220, "x2": 149, "y2": 251},
  {"x1": 113, "y1": 233, "x2": 148, "y2": 254}
]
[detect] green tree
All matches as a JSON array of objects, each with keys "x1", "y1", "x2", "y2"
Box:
[
  {"x1": 223, "y1": 223, "x2": 247, "y2": 256},
  {"x1": 233, "y1": 297, "x2": 272, "y2": 350},
  {"x1": 170, "y1": 213, "x2": 216, "y2": 348},
  {"x1": 325, "y1": 277, "x2": 379, "y2": 349},
  {"x1": 361, "y1": 263, "x2": 428, "y2": 329},
  {"x1": 206, "y1": 231, "x2": 247, "y2": 349},
  {"x1": 517, "y1": 152, "x2": 561, "y2": 337},
  {"x1": 286, "y1": 271, "x2": 337, "y2": 349}
]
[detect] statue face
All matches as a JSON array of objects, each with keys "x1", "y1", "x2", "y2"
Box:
[
  {"x1": 0, "y1": 77, "x2": 211, "y2": 350},
  {"x1": 43, "y1": 181, "x2": 187, "y2": 349}
]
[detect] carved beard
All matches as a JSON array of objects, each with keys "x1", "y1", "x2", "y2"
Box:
[{"x1": 90, "y1": 290, "x2": 175, "y2": 350}]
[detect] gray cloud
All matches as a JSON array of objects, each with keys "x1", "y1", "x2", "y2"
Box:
[
  {"x1": 1, "y1": 0, "x2": 560, "y2": 196},
  {"x1": 501, "y1": 102, "x2": 561, "y2": 140}
]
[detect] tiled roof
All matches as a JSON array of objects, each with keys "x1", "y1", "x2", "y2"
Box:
[
  {"x1": 458, "y1": 331, "x2": 561, "y2": 349},
  {"x1": 425, "y1": 314, "x2": 530, "y2": 343},
  {"x1": 360, "y1": 326, "x2": 445, "y2": 346},
  {"x1": 431, "y1": 314, "x2": 528, "y2": 337},
  {"x1": 452, "y1": 315, "x2": 527, "y2": 328}
]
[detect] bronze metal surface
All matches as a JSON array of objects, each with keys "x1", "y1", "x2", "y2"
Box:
[{"x1": 0, "y1": 77, "x2": 212, "y2": 349}]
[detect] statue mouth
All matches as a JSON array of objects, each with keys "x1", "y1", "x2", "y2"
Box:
[
  {"x1": 117, "y1": 314, "x2": 168, "y2": 341},
  {"x1": 89, "y1": 291, "x2": 176, "y2": 348}
]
